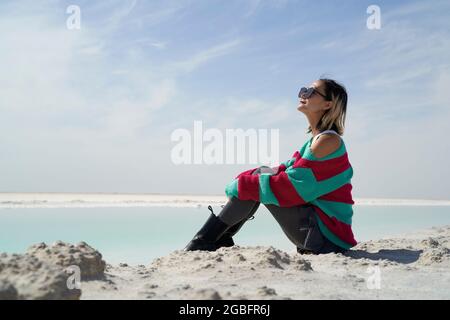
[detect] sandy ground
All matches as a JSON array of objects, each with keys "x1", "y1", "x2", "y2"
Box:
[{"x1": 77, "y1": 225, "x2": 450, "y2": 300}]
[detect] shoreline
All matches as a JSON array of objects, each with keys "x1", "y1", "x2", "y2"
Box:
[{"x1": 1, "y1": 192, "x2": 449, "y2": 208}]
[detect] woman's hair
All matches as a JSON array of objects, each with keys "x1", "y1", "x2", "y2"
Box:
[{"x1": 306, "y1": 78, "x2": 348, "y2": 136}]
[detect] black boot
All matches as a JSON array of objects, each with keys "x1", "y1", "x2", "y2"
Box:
[
  {"x1": 184, "y1": 206, "x2": 231, "y2": 251},
  {"x1": 215, "y1": 206, "x2": 256, "y2": 249}
]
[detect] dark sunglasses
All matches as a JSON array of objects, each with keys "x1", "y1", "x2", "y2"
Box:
[{"x1": 298, "y1": 87, "x2": 329, "y2": 100}]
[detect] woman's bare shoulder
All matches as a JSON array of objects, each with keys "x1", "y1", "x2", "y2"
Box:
[{"x1": 310, "y1": 134, "x2": 342, "y2": 159}]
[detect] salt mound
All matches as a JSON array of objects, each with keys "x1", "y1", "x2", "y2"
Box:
[
  {"x1": 1, "y1": 241, "x2": 106, "y2": 299},
  {"x1": 417, "y1": 237, "x2": 450, "y2": 265},
  {"x1": 27, "y1": 241, "x2": 106, "y2": 279},
  {"x1": 0, "y1": 253, "x2": 81, "y2": 300},
  {"x1": 151, "y1": 246, "x2": 312, "y2": 272},
  {"x1": 144, "y1": 246, "x2": 313, "y2": 300}
]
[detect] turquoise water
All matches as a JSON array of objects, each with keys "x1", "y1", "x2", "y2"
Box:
[{"x1": 1, "y1": 205, "x2": 449, "y2": 265}]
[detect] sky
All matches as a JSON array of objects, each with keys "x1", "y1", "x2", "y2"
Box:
[{"x1": 0, "y1": 0, "x2": 449, "y2": 200}]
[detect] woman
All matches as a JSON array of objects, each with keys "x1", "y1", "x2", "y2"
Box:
[{"x1": 184, "y1": 78, "x2": 357, "y2": 255}]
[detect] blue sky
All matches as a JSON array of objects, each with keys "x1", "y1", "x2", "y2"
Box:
[{"x1": 0, "y1": 0, "x2": 449, "y2": 199}]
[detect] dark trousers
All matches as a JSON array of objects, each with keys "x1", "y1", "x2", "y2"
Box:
[{"x1": 218, "y1": 196, "x2": 346, "y2": 254}]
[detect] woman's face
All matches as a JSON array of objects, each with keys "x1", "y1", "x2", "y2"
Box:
[{"x1": 297, "y1": 80, "x2": 331, "y2": 115}]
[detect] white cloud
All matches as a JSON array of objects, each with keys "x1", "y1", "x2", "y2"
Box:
[
  {"x1": 349, "y1": 104, "x2": 450, "y2": 200},
  {"x1": 242, "y1": 0, "x2": 292, "y2": 18},
  {"x1": 243, "y1": 0, "x2": 263, "y2": 18},
  {"x1": 169, "y1": 39, "x2": 243, "y2": 73},
  {"x1": 107, "y1": 0, "x2": 138, "y2": 25},
  {"x1": 132, "y1": 1, "x2": 191, "y2": 28},
  {"x1": 149, "y1": 41, "x2": 167, "y2": 49},
  {"x1": 382, "y1": 0, "x2": 449, "y2": 20},
  {"x1": 0, "y1": 1, "x2": 179, "y2": 137},
  {"x1": 180, "y1": 95, "x2": 296, "y2": 130}
]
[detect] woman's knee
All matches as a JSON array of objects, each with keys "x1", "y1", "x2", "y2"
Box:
[
  {"x1": 264, "y1": 203, "x2": 347, "y2": 255},
  {"x1": 218, "y1": 196, "x2": 260, "y2": 226},
  {"x1": 268, "y1": 205, "x2": 326, "y2": 252}
]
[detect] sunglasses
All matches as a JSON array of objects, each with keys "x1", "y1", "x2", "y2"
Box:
[{"x1": 298, "y1": 87, "x2": 329, "y2": 100}]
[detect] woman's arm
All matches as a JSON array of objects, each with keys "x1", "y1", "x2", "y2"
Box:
[{"x1": 225, "y1": 138, "x2": 352, "y2": 206}]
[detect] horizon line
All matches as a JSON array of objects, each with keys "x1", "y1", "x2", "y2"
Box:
[{"x1": 0, "y1": 192, "x2": 449, "y2": 207}]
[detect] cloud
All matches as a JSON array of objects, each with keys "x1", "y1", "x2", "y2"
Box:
[
  {"x1": 108, "y1": 0, "x2": 138, "y2": 23},
  {"x1": 242, "y1": 0, "x2": 292, "y2": 18},
  {"x1": 169, "y1": 39, "x2": 243, "y2": 73},
  {"x1": 149, "y1": 41, "x2": 167, "y2": 49},
  {"x1": 131, "y1": 1, "x2": 191, "y2": 28},
  {"x1": 0, "y1": 12, "x2": 90, "y2": 114},
  {"x1": 382, "y1": 0, "x2": 449, "y2": 20},
  {"x1": 243, "y1": 0, "x2": 263, "y2": 18},
  {"x1": 98, "y1": 78, "x2": 176, "y2": 139},
  {"x1": 350, "y1": 100, "x2": 450, "y2": 200}
]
